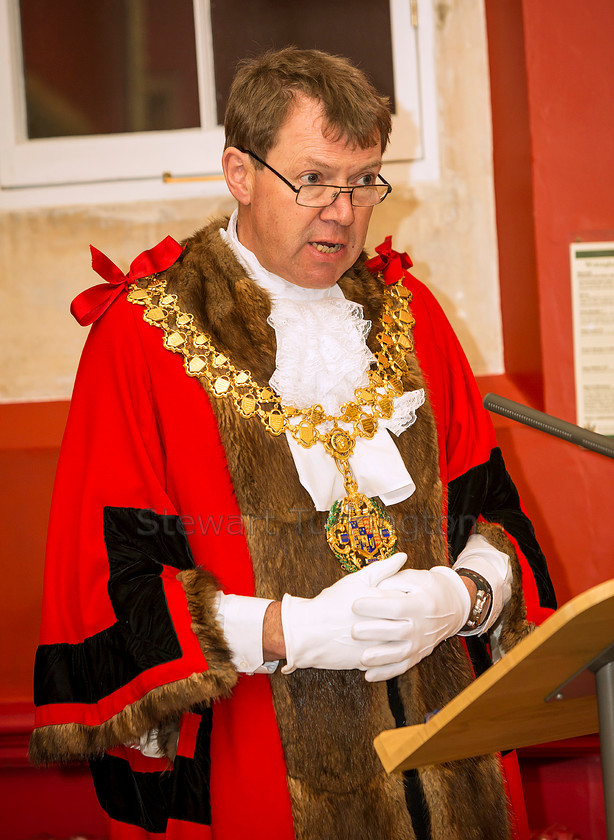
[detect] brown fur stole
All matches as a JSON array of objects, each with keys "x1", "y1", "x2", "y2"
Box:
[{"x1": 158, "y1": 218, "x2": 531, "y2": 839}]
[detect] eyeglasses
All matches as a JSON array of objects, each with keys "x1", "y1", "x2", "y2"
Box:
[{"x1": 239, "y1": 148, "x2": 392, "y2": 208}]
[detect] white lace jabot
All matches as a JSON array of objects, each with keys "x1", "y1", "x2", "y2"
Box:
[{"x1": 220, "y1": 210, "x2": 423, "y2": 511}]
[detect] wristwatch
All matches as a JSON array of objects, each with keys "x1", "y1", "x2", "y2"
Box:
[{"x1": 455, "y1": 568, "x2": 493, "y2": 631}]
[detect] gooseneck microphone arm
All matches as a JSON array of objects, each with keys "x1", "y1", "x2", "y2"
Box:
[{"x1": 483, "y1": 393, "x2": 614, "y2": 460}]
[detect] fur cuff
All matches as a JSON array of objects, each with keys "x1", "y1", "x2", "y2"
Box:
[
  {"x1": 30, "y1": 569, "x2": 237, "y2": 766},
  {"x1": 30, "y1": 668, "x2": 234, "y2": 765},
  {"x1": 178, "y1": 567, "x2": 238, "y2": 674},
  {"x1": 474, "y1": 521, "x2": 532, "y2": 654}
]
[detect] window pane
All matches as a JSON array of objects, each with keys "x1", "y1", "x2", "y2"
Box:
[
  {"x1": 19, "y1": 0, "x2": 200, "y2": 138},
  {"x1": 209, "y1": 0, "x2": 396, "y2": 126}
]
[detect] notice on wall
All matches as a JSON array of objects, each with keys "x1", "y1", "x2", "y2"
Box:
[{"x1": 570, "y1": 242, "x2": 614, "y2": 435}]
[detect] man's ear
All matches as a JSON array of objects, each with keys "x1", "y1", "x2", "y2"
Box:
[{"x1": 222, "y1": 147, "x2": 252, "y2": 205}]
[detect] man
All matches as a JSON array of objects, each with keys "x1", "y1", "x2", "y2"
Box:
[{"x1": 30, "y1": 49, "x2": 555, "y2": 840}]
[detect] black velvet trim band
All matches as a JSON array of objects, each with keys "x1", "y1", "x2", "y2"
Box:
[
  {"x1": 387, "y1": 679, "x2": 432, "y2": 840},
  {"x1": 447, "y1": 447, "x2": 556, "y2": 610},
  {"x1": 34, "y1": 507, "x2": 196, "y2": 706},
  {"x1": 90, "y1": 708, "x2": 213, "y2": 831}
]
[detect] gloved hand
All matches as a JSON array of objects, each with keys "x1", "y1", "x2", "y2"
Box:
[
  {"x1": 281, "y1": 552, "x2": 408, "y2": 674},
  {"x1": 352, "y1": 566, "x2": 471, "y2": 682}
]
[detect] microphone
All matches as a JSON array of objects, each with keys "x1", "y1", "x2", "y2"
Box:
[{"x1": 482, "y1": 393, "x2": 614, "y2": 459}]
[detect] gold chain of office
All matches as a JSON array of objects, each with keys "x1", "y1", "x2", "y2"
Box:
[
  {"x1": 126, "y1": 275, "x2": 415, "y2": 463},
  {"x1": 127, "y1": 274, "x2": 415, "y2": 572}
]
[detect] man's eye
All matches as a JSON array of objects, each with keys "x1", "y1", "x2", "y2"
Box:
[
  {"x1": 356, "y1": 173, "x2": 376, "y2": 186},
  {"x1": 302, "y1": 173, "x2": 321, "y2": 185}
]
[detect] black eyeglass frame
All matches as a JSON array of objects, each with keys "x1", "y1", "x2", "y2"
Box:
[{"x1": 239, "y1": 148, "x2": 392, "y2": 207}]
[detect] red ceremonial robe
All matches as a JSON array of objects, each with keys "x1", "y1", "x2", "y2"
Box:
[{"x1": 31, "y1": 231, "x2": 555, "y2": 839}]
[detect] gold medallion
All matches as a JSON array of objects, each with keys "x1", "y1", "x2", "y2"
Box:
[
  {"x1": 186, "y1": 356, "x2": 207, "y2": 376},
  {"x1": 239, "y1": 393, "x2": 257, "y2": 417},
  {"x1": 297, "y1": 422, "x2": 316, "y2": 447},
  {"x1": 326, "y1": 491, "x2": 397, "y2": 573},
  {"x1": 164, "y1": 331, "x2": 185, "y2": 350}
]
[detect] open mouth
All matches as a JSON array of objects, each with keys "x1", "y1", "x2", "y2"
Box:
[{"x1": 310, "y1": 241, "x2": 343, "y2": 254}]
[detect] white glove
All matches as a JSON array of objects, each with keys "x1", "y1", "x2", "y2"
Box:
[
  {"x1": 281, "y1": 552, "x2": 408, "y2": 674},
  {"x1": 352, "y1": 566, "x2": 471, "y2": 682}
]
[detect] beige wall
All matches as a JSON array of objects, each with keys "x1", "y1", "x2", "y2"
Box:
[{"x1": 0, "y1": 1, "x2": 501, "y2": 402}]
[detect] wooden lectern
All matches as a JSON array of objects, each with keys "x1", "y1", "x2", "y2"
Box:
[{"x1": 374, "y1": 580, "x2": 614, "y2": 836}]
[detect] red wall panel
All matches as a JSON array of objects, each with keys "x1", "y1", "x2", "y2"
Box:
[
  {"x1": 485, "y1": 1, "x2": 614, "y2": 834},
  {"x1": 485, "y1": 0, "x2": 614, "y2": 608},
  {"x1": 521, "y1": 0, "x2": 614, "y2": 424}
]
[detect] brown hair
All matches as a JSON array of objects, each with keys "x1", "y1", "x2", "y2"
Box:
[{"x1": 224, "y1": 47, "x2": 392, "y2": 159}]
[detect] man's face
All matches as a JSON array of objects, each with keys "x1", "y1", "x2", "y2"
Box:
[{"x1": 236, "y1": 95, "x2": 382, "y2": 289}]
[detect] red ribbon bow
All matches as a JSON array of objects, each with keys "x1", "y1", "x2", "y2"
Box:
[
  {"x1": 70, "y1": 235, "x2": 183, "y2": 326},
  {"x1": 364, "y1": 235, "x2": 414, "y2": 285}
]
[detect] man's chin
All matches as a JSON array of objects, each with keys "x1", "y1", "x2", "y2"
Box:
[
  {"x1": 284, "y1": 275, "x2": 342, "y2": 289},
  {"x1": 288, "y1": 264, "x2": 348, "y2": 289},
  {"x1": 292, "y1": 252, "x2": 356, "y2": 288}
]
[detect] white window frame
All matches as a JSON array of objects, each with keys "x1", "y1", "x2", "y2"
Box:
[{"x1": 0, "y1": 0, "x2": 438, "y2": 209}]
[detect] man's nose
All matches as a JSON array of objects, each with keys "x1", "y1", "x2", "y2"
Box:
[{"x1": 319, "y1": 189, "x2": 355, "y2": 225}]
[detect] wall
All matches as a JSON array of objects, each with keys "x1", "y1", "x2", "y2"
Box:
[
  {"x1": 523, "y1": 0, "x2": 614, "y2": 423},
  {"x1": 485, "y1": 1, "x2": 614, "y2": 836},
  {"x1": 484, "y1": 0, "x2": 614, "y2": 607},
  {"x1": 0, "y1": 0, "x2": 501, "y2": 404}
]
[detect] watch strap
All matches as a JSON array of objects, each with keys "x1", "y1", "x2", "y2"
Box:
[{"x1": 455, "y1": 568, "x2": 493, "y2": 631}]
